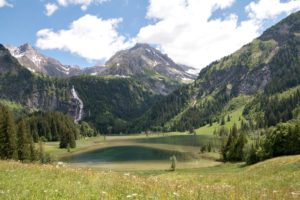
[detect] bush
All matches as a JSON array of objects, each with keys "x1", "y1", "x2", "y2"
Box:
[
  {"x1": 170, "y1": 155, "x2": 177, "y2": 171},
  {"x1": 245, "y1": 122, "x2": 300, "y2": 165}
]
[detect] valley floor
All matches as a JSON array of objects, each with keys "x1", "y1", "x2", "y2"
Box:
[{"x1": 0, "y1": 155, "x2": 299, "y2": 200}]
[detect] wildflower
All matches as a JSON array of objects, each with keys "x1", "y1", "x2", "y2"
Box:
[
  {"x1": 173, "y1": 192, "x2": 179, "y2": 197},
  {"x1": 101, "y1": 191, "x2": 107, "y2": 199},
  {"x1": 291, "y1": 191, "x2": 300, "y2": 198},
  {"x1": 126, "y1": 194, "x2": 132, "y2": 198}
]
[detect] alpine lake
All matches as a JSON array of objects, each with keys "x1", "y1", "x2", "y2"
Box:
[{"x1": 54, "y1": 134, "x2": 221, "y2": 171}]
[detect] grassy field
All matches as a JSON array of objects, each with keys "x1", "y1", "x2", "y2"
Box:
[
  {"x1": 0, "y1": 155, "x2": 299, "y2": 199},
  {"x1": 196, "y1": 106, "x2": 245, "y2": 135},
  {"x1": 195, "y1": 95, "x2": 252, "y2": 135}
]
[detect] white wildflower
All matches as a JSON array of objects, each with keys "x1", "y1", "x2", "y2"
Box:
[
  {"x1": 291, "y1": 191, "x2": 300, "y2": 198},
  {"x1": 173, "y1": 192, "x2": 179, "y2": 197}
]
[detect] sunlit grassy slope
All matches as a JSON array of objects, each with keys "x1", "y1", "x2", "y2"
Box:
[
  {"x1": 196, "y1": 106, "x2": 245, "y2": 135},
  {"x1": 0, "y1": 155, "x2": 299, "y2": 200}
]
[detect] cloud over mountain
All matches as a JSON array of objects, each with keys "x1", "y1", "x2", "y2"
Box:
[
  {"x1": 36, "y1": 14, "x2": 133, "y2": 62},
  {"x1": 37, "y1": 0, "x2": 300, "y2": 69}
]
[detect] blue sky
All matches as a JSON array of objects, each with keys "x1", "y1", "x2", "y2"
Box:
[{"x1": 1, "y1": 0, "x2": 300, "y2": 69}]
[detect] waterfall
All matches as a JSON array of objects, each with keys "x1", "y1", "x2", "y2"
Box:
[{"x1": 71, "y1": 86, "x2": 84, "y2": 123}]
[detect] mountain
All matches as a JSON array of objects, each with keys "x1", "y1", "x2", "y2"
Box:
[
  {"x1": 6, "y1": 43, "x2": 197, "y2": 95},
  {"x1": 96, "y1": 43, "x2": 197, "y2": 95},
  {"x1": 2, "y1": 11, "x2": 300, "y2": 134},
  {"x1": 102, "y1": 43, "x2": 196, "y2": 81},
  {"x1": 134, "y1": 10, "x2": 300, "y2": 132},
  {"x1": 0, "y1": 44, "x2": 160, "y2": 133},
  {"x1": 5, "y1": 43, "x2": 82, "y2": 77}
]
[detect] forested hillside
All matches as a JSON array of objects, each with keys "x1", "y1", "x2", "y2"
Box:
[
  {"x1": 135, "y1": 11, "x2": 300, "y2": 133},
  {"x1": 0, "y1": 44, "x2": 160, "y2": 133}
]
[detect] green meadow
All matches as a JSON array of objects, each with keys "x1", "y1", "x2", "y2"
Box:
[{"x1": 0, "y1": 155, "x2": 299, "y2": 199}]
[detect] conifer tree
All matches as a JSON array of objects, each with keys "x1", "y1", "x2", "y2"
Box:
[
  {"x1": 0, "y1": 106, "x2": 17, "y2": 159},
  {"x1": 29, "y1": 136, "x2": 37, "y2": 161},
  {"x1": 220, "y1": 116, "x2": 225, "y2": 125},
  {"x1": 227, "y1": 115, "x2": 231, "y2": 122},
  {"x1": 17, "y1": 120, "x2": 31, "y2": 161}
]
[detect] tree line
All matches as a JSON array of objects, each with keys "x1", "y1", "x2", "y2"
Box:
[
  {"x1": 0, "y1": 105, "x2": 36, "y2": 161},
  {"x1": 0, "y1": 104, "x2": 97, "y2": 163},
  {"x1": 219, "y1": 122, "x2": 300, "y2": 165}
]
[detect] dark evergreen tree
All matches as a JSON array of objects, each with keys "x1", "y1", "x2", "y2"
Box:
[
  {"x1": 17, "y1": 120, "x2": 31, "y2": 161},
  {"x1": 0, "y1": 106, "x2": 17, "y2": 159},
  {"x1": 221, "y1": 124, "x2": 247, "y2": 161},
  {"x1": 29, "y1": 136, "x2": 37, "y2": 161},
  {"x1": 220, "y1": 116, "x2": 225, "y2": 125},
  {"x1": 227, "y1": 115, "x2": 231, "y2": 122}
]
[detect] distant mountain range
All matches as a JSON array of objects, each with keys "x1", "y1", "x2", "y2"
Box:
[
  {"x1": 1, "y1": 10, "x2": 300, "y2": 134},
  {"x1": 5, "y1": 43, "x2": 197, "y2": 95}
]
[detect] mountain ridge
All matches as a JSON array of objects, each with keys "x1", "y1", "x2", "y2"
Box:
[
  {"x1": 133, "y1": 10, "x2": 300, "y2": 132},
  {"x1": 6, "y1": 43, "x2": 197, "y2": 95}
]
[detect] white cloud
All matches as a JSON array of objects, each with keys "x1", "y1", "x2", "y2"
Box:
[
  {"x1": 135, "y1": 0, "x2": 300, "y2": 69},
  {"x1": 0, "y1": 0, "x2": 12, "y2": 8},
  {"x1": 246, "y1": 0, "x2": 300, "y2": 20},
  {"x1": 45, "y1": 3, "x2": 58, "y2": 16},
  {"x1": 136, "y1": 0, "x2": 260, "y2": 69},
  {"x1": 37, "y1": 0, "x2": 300, "y2": 69},
  {"x1": 57, "y1": 0, "x2": 109, "y2": 11},
  {"x1": 36, "y1": 14, "x2": 133, "y2": 62}
]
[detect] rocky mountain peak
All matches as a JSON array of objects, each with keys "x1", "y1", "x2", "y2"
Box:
[
  {"x1": 0, "y1": 44, "x2": 10, "y2": 56},
  {"x1": 259, "y1": 10, "x2": 300, "y2": 44},
  {"x1": 132, "y1": 43, "x2": 152, "y2": 49},
  {"x1": 19, "y1": 43, "x2": 35, "y2": 52},
  {"x1": 106, "y1": 43, "x2": 196, "y2": 75},
  {"x1": 5, "y1": 43, "x2": 74, "y2": 77}
]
